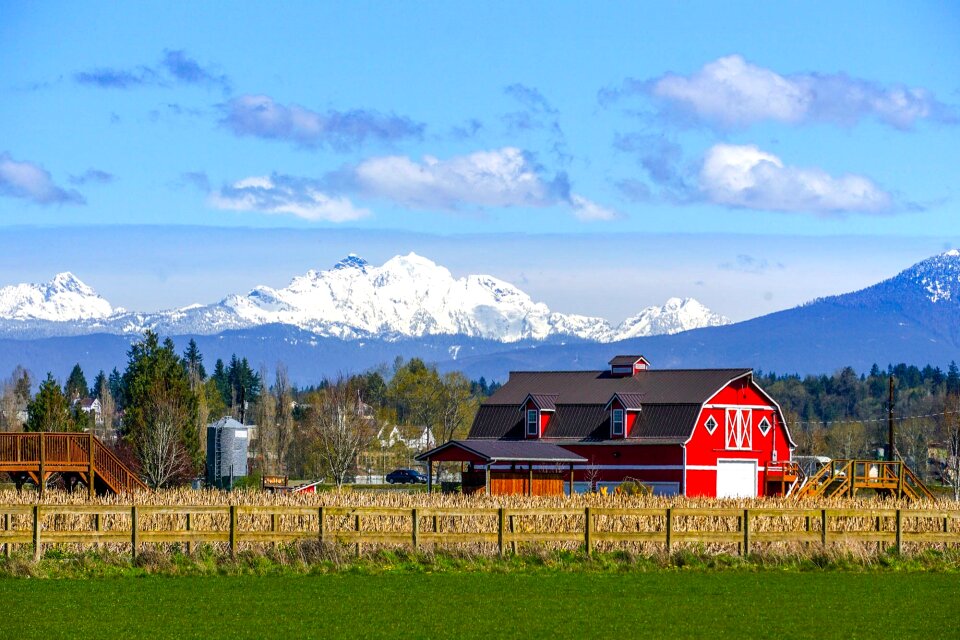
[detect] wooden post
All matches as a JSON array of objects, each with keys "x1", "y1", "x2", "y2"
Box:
[
  {"x1": 355, "y1": 514, "x2": 362, "y2": 557},
  {"x1": 528, "y1": 465, "x2": 533, "y2": 497},
  {"x1": 665, "y1": 508, "x2": 673, "y2": 555},
  {"x1": 497, "y1": 508, "x2": 505, "y2": 556},
  {"x1": 821, "y1": 509, "x2": 828, "y2": 548},
  {"x1": 412, "y1": 508, "x2": 420, "y2": 551},
  {"x1": 742, "y1": 509, "x2": 750, "y2": 557},
  {"x1": 509, "y1": 514, "x2": 517, "y2": 555},
  {"x1": 88, "y1": 432, "x2": 96, "y2": 499},
  {"x1": 3, "y1": 512, "x2": 9, "y2": 559},
  {"x1": 895, "y1": 508, "x2": 902, "y2": 554},
  {"x1": 38, "y1": 435, "x2": 45, "y2": 498},
  {"x1": 805, "y1": 514, "x2": 812, "y2": 548},
  {"x1": 485, "y1": 465, "x2": 491, "y2": 496},
  {"x1": 584, "y1": 507, "x2": 593, "y2": 556},
  {"x1": 32, "y1": 505, "x2": 40, "y2": 561},
  {"x1": 130, "y1": 506, "x2": 138, "y2": 561},
  {"x1": 270, "y1": 512, "x2": 278, "y2": 549},
  {"x1": 229, "y1": 505, "x2": 237, "y2": 558},
  {"x1": 318, "y1": 507, "x2": 325, "y2": 544},
  {"x1": 569, "y1": 464, "x2": 574, "y2": 497},
  {"x1": 427, "y1": 460, "x2": 433, "y2": 493},
  {"x1": 185, "y1": 512, "x2": 192, "y2": 556}
]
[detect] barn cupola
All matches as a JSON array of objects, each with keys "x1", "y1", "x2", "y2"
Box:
[
  {"x1": 520, "y1": 393, "x2": 557, "y2": 439},
  {"x1": 604, "y1": 393, "x2": 643, "y2": 439},
  {"x1": 608, "y1": 355, "x2": 650, "y2": 377}
]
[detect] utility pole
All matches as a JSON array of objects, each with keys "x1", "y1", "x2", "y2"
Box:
[{"x1": 887, "y1": 376, "x2": 895, "y2": 462}]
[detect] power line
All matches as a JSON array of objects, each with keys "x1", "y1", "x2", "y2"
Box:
[{"x1": 788, "y1": 409, "x2": 960, "y2": 429}]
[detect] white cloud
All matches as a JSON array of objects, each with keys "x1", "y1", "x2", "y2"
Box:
[
  {"x1": 352, "y1": 147, "x2": 557, "y2": 209},
  {"x1": 209, "y1": 174, "x2": 369, "y2": 222},
  {"x1": 638, "y1": 55, "x2": 953, "y2": 129},
  {"x1": 570, "y1": 194, "x2": 621, "y2": 221},
  {"x1": 0, "y1": 153, "x2": 84, "y2": 205},
  {"x1": 699, "y1": 144, "x2": 894, "y2": 214}
]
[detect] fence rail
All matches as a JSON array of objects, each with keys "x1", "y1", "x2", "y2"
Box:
[{"x1": 1, "y1": 504, "x2": 958, "y2": 561}]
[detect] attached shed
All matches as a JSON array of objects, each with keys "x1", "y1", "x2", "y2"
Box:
[{"x1": 416, "y1": 440, "x2": 586, "y2": 496}]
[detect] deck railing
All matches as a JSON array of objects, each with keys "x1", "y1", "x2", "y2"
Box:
[{"x1": 1, "y1": 504, "x2": 958, "y2": 561}]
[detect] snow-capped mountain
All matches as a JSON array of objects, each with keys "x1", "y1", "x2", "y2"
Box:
[
  {"x1": 0, "y1": 272, "x2": 113, "y2": 322},
  {"x1": 0, "y1": 254, "x2": 730, "y2": 342}
]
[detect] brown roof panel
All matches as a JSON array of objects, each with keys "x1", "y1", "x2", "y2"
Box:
[
  {"x1": 486, "y1": 369, "x2": 751, "y2": 405},
  {"x1": 416, "y1": 439, "x2": 586, "y2": 463},
  {"x1": 608, "y1": 355, "x2": 647, "y2": 366},
  {"x1": 469, "y1": 405, "x2": 524, "y2": 439}
]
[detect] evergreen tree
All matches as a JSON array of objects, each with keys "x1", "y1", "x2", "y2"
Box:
[
  {"x1": 121, "y1": 331, "x2": 201, "y2": 484},
  {"x1": 108, "y1": 368, "x2": 124, "y2": 410},
  {"x1": 65, "y1": 363, "x2": 89, "y2": 400},
  {"x1": 182, "y1": 339, "x2": 206, "y2": 380},
  {"x1": 948, "y1": 361, "x2": 960, "y2": 396},
  {"x1": 25, "y1": 373, "x2": 74, "y2": 432},
  {"x1": 212, "y1": 358, "x2": 229, "y2": 407},
  {"x1": 92, "y1": 370, "x2": 108, "y2": 400}
]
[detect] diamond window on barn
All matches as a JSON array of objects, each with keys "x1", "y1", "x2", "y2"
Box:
[
  {"x1": 704, "y1": 415, "x2": 718, "y2": 435},
  {"x1": 758, "y1": 416, "x2": 771, "y2": 436}
]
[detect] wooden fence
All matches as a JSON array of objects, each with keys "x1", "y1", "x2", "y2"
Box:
[{"x1": 1, "y1": 504, "x2": 958, "y2": 561}]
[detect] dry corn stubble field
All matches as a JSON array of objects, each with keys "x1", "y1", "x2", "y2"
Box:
[{"x1": 4, "y1": 489, "x2": 960, "y2": 559}]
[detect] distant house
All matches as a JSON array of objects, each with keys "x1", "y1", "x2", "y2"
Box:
[
  {"x1": 74, "y1": 397, "x2": 103, "y2": 426},
  {"x1": 377, "y1": 425, "x2": 436, "y2": 451},
  {"x1": 418, "y1": 355, "x2": 795, "y2": 497}
]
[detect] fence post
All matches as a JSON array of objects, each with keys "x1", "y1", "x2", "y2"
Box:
[
  {"x1": 665, "y1": 508, "x2": 673, "y2": 555},
  {"x1": 742, "y1": 508, "x2": 750, "y2": 557},
  {"x1": 895, "y1": 509, "x2": 902, "y2": 554},
  {"x1": 229, "y1": 505, "x2": 237, "y2": 559},
  {"x1": 497, "y1": 508, "x2": 505, "y2": 556},
  {"x1": 355, "y1": 514, "x2": 362, "y2": 557},
  {"x1": 584, "y1": 507, "x2": 593, "y2": 556},
  {"x1": 185, "y1": 512, "x2": 192, "y2": 556},
  {"x1": 412, "y1": 508, "x2": 420, "y2": 551},
  {"x1": 130, "y1": 506, "x2": 138, "y2": 561},
  {"x1": 509, "y1": 514, "x2": 517, "y2": 555},
  {"x1": 3, "y1": 512, "x2": 9, "y2": 559},
  {"x1": 32, "y1": 505, "x2": 40, "y2": 561},
  {"x1": 318, "y1": 507, "x2": 325, "y2": 544},
  {"x1": 821, "y1": 509, "x2": 828, "y2": 548}
]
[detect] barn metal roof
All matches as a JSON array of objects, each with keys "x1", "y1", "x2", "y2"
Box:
[
  {"x1": 608, "y1": 355, "x2": 648, "y2": 366},
  {"x1": 486, "y1": 369, "x2": 750, "y2": 405},
  {"x1": 468, "y1": 368, "x2": 751, "y2": 443},
  {"x1": 525, "y1": 393, "x2": 559, "y2": 411},
  {"x1": 416, "y1": 439, "x2": 586, "y2": 463}
]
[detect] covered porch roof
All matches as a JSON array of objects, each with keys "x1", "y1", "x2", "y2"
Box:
[{"x1": 415, "y1": 439, "x2": 586, "y2": 465}]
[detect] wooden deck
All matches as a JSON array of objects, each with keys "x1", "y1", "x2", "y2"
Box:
[
  {"x1": 0, "y1": 432, "x2": 147, "y2": 496},
  {"x1": 792, "y1": 459, "x2": 933, "y2": 501}
]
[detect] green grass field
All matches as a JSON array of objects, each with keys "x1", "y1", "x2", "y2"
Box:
[{"x1": 2, "y1": 571, "x2": 956, "y2": 639}]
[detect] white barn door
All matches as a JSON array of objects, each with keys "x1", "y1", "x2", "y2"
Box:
[{"x1": 716, "y1": 459, "x2": 757, "y2": 498}]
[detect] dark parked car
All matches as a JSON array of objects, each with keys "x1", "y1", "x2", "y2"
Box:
[{"x1": 386, "y1": 469, "x2": 427, "y2": 484}]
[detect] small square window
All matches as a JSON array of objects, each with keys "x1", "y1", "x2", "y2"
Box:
[
  {"x1": 758, "y1": 417, "x2": 772, "y2": 436},
  {"x1": 704, "y1": 416, "x2": 718, "y2": 435}
]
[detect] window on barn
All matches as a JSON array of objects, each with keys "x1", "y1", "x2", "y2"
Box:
[
  {"x1": 612, "y1": 409, "x2": 624, "y2": 436},
  {"x1": 758, "y1": 417, "x2": 771, "y2": 436},
  {"x1": 526, "y1": 409, "x2": 539, "y2": 437},
  {"x1": 704, "y1": 415, "x2": 718, "y2": 435},
  {"x1": 725, "y1": 408, "x2": 752, "y2": 450}
]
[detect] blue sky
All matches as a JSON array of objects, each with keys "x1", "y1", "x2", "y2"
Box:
[{"x1": 1, "y1": 1, "x2": 958, "y2": 321}]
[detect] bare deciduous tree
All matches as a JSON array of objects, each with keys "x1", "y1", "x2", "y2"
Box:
[
  {"x1": 136, "y1": 379, "x2": 192, "y2": 488},
  {"x1": 940, "y1": 394, "x2": 960, "y2": 501},
  {"x1": 305, "y1": 377, "x2": 378, "y2": 489}
]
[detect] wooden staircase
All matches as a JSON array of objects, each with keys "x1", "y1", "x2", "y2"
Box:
[
  {"x1": 0, "y1": 432, "x2": 148, "y2": 496},
  {"x1": 791, "y1": 458, "x2": 933, "y2": 501}
]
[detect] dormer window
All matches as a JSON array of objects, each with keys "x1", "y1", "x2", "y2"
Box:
[
  {"x1": 611, "y1": 409, "x2": 625, "y2": 436},
  {"x1": 758, "y1": 417, "x2": 771, "y2": 436},
  {"x1": 704, "y1": 416, "x2": 718, "y2": 435},
  {"x1": 526, "y1": 409, "x2": 539, "y2": 437}
]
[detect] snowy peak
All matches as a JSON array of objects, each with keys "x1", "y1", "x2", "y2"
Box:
[
  {"x1": 896, "y1": 250, "x2": 960, "y2": 304},
  {"x1": 615, "y1": 297, "x2": 731, "y2": 339},
  {"x1": 0, "y1": 272, "x2": 113, "y2": 321},
  {"x1": 333, "y1": 254, "x2": 370, "y2": 272}
]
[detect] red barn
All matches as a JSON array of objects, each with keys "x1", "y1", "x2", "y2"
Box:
[{"x1": 419, "y1": 356, "x2": 796, "y2": 497}]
